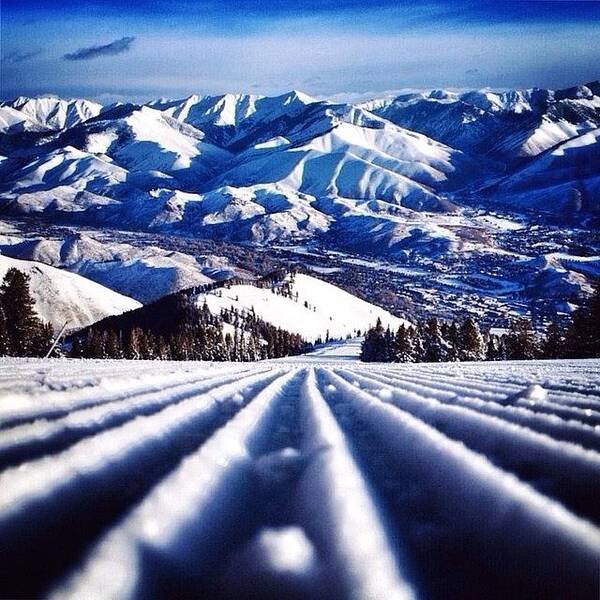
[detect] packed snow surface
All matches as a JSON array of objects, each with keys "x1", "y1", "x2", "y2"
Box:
[{"x1": 0, "y1": 354, "x2": 598, "y2": 599}]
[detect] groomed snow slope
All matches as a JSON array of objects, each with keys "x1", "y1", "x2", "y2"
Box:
[
  {"x1": 197, "y1": 273, "x2": 410, "y2": 342},
  {"x1": 0, "y1": 255, "x2": 141, "y2": 331},
  {"x1": 0, "y1": 356, "x2": 598, "y2": 599}
]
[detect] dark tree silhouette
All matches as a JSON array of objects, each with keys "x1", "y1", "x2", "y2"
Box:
[{"x1": 0, "y1": 268, "x2": 52, "y2": 357}]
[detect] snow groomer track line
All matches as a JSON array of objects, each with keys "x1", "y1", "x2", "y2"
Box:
[{"x1": 0, "y1": 357, "x2": 599, "y2": 599}]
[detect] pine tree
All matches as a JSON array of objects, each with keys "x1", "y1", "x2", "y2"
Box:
[
  {"x1": 140, "y1": 330, "x2": 157, "y2": 359},
  {"x1": 393, "y1": 325, "x2": 415, "y2": 362},
  {"x1": 85, "y1": 329, "x2": 107, "y2": 358},
  {"x1": 504, "y1": 318, "x2": 540, "y2": 360},
  {"x1": 564, "y1": 283, "x2": 600, "y2": 358},
  {"x1": 70, "y1": 337, "x2": 83, "y2": 358},
  {"x1": 125, "y1": 328, "x2": 143, "y2": 359},
  {"x1": 445, "y1": 322, "x2": 460, "y2": 362},
  {"x1": 34, "y1": 323, "x2": 54, "y2": 357},
  {"x1": 238, "y1": 331, "x2": 247, "y2": 361},
  {"x1": 542, "y1": 322, "x2": 564, "y2": 359},
  {"x1": 105, "y1": 330, "x2": 121, "y2": 358},
  {"x1": 422, "y1": 318, "x2": 449, "y2": 363},
  {"x1": 0, "y1": 268, "x2": 51, "y2": 357},
  {"x1": 155, "y1": 336, "x2": 170, "y2": 360},
  {"x1": 485, "y1": 335, "x2": 499, "y2": 361},
  {"x1": 458, "y1": 317, "x2": 485, "y2": 361},
  {"x1": 361, "y1": 318, "x2": 388, "y2": 362}
]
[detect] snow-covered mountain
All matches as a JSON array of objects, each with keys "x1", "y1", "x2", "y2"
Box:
[
  {"x1": 0, "y1": 83, "x2": 598, "y2": 316},
  {"x1": 0, "y1": 106, "x2": 46, "y2": 135},
  {"x1": 0, "y1": 96, "x2": 102, "y2": 133},
  {"x1": 0, "y1": 91, "x2": 492, "y2": 250},
  {"x1": 0, "y1": 232, "x2": 249, "y2": 303},
  {"x1": 196, "y1": 272, "x2": 409, "y2": 342},
  {"x1": 148, "y1": 90, "x2": 316, "y2": 149},
  {"x1": 364, "y1": 82, "x2": 600, "y2": 163},
  {"x1": 0, "y1": 254, "x2": 140, "y2": 332},
  {"x1": 484, "y1": 128, "x2": 600, "y2": 218}
]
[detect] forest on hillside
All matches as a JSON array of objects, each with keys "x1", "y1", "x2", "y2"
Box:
[{"x1": 0, "y1": 266, "x2": 598, "y2": 363}]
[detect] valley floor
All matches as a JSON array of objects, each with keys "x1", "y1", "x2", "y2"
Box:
[{"x1": 0, "y1": 354, "x2": 599, "y2": 599}]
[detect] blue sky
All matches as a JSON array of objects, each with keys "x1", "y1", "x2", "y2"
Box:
[{"x1": 1, "y1": 0, "x2": 599, "y2": 102}]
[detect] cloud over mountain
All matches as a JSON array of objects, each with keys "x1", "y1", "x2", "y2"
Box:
[{"x1": 63, "y1": 37, "x2": 135, "y2": 61}]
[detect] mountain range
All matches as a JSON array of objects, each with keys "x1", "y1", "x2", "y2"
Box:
[{"x1": 0, "y1": 82, "x2": 599, "y2": 324}]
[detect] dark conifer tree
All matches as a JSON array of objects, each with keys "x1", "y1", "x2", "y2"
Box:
[
  {"x1": 70, "y1": 336, "x2": 83, "y2": 358},
  {"x1": 504, "y1": 318, "x2": 540, "y2": 360},
  {"x1": 361, "y1": 318, "x2": 388, "y2": 362},
  {"x1": 0, "y1": 268, "x2": 51, "y2": 357},
  {"x1": 542, "y1": 322, "x2": 564, "y2": 359},
  {"x1": 393, "y1": 325, "x2": 414, "y2": 362},
  {"x1": 105, "y1": 330, "x2": 121, "y2": 359},
  {"x1": 125, "y1": 328, "x2": 142, "y2": 359},
  {"x1": 564, "y1": 282, "x2": 600, "y2": 358},
  {"x1": 485, "y1": 335, "x2": 499, "y2": 361},
  {"x1": 155, "y1": 336, "x2": 170, "y2": 360},
  {"x1": 422, "y1": 318, "x2": 449, "y2": 363},
  {"x1": 458, "y1": 317, "x2": 485, "y2": 361}
]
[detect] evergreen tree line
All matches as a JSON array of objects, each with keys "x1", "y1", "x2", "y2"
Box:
[
  {"x1": 178, "y1": 268, "x2": 293, "y2": 299},
  {"x1": 361, "y1": 282, "x2": 600, "y2": 363},
  {"x1": 70, "y1": 298, "x2": 312, "y2": 361},
  {"x1": 0, "y1": 268, "x2": 53, "y2": 357}
]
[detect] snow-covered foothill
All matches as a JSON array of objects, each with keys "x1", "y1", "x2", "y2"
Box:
[
  {"x1": 197, "y1": 273, "x2": 410, "y2": 342},
  {"x1": 0, "y1": 255, "x2": 140, "y2": 331},
  {"x1": 0, "y1": 233, "x2": 243, "y2": 303}
]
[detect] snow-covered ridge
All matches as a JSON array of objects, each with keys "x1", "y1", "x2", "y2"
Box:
[
  {"x1": 0, "y1": 96, "x2": 102, "y2": 132},
  {"x1": 0, "y1": 232, "x2": 252, "y2": 304},
  {"x1": 364, "y1": 81, "x2": 600, "y2": 161}
]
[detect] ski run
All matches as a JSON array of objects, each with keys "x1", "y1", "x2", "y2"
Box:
[{"x1": 0, "y1": 355, "x2": 599, "y2": 599}]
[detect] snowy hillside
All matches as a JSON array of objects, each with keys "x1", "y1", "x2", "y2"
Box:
[
  {"x1": 0, "y1": 255, "x2": 141, "y2": 331},
  {"x1": 67, "y1": 105, "x2": 233, "y2": 182},
  {"x1": 148, "y1": 90, "x2": 317, "y2": 148},
  {"x1": 0, "y1": 356, "x2": 598, "y2": 599},
  {"x1": 0, "y1": 106, "x2": 46, "y2": 134},
  {"x1": 0, "y1": 232, "x2": 249, "y2": 303},
  {"x1": 208, "y1": 106, "x2": 475, "y2": 207},
  {"x1": 486, "y1": 128, "x2": 600, "y2": 216},
  {"x1": 197, "y1": 273, "x2": 409, "y2": 342}
]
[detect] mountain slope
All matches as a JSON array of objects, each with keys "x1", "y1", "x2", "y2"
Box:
[
  {"x1": 365, "y1": 83, "x2": 600, "y2": 163},
  {"x1": 148, "y1": 90, "x2": 317, "y2": 148},
  {"x1": 484, "y1": 128, "x2": 600, "y2": 217},
  {"x1": 0, "y1": 233, "x2": 249, "y2": 303},
  {"x1": 0, "y1": 106, "x2": 46, "y2": 134},
  {"x1": 58, "y1": 105, "x2": 233, "y2": 185},
  {"x1": 0, "y1": 255, "x2": 141, "y2": 331},
  {"x1": 0, "y1": 84, "x2": 598, "y2": 255},
  {"x1": 0, "y1": 96, "x2": 102, "y2": 131},
  {"x1": 196, "y1": 273, "x2": 410, "y2": 342}
]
